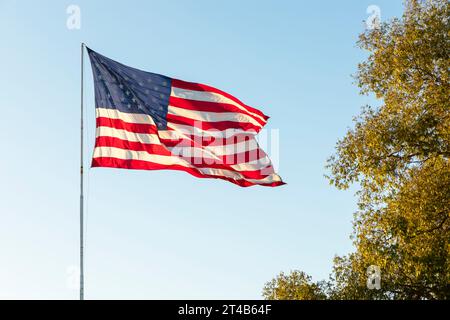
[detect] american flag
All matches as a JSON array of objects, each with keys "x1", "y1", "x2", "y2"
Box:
[{"x1": 86, "y1": 48, "x2": 284, "y2": 187}]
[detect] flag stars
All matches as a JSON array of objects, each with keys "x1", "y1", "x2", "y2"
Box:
[{"x1": 90, "y1": 52, "x2": 171, "y2": 125}]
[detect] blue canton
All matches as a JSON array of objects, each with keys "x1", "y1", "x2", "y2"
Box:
[{"x1": 87, "y1": 47, "x2": 172, "y2": 130}]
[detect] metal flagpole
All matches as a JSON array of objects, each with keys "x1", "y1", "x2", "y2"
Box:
[{"x1": 80, "y1": 42, "x2": 85, "y2": 300}]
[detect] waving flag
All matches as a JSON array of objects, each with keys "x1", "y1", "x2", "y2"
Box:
[{"x1": 86, "y1": 48, "x2": 284, "y2": 187}]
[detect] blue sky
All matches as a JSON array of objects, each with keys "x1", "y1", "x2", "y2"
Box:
[{"x1": 0, "y1": 0, "x2": 403, "y2": 299}]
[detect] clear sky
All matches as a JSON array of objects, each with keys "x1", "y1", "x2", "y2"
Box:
[{"x1": 0, "y1": 0, "x2": 404, "y2": 299}]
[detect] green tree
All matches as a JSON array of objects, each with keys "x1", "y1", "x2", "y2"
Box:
[{"x1": 263, "y1": 0, "x2": 449, "y2": 300}]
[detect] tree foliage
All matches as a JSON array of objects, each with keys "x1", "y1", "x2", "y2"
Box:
[
  {"x1": 262, "y1": 271, "x2": 327, "y2": 300},
  {"x1": 263, "y1": 0, "x2": 449, "y2": 300}
]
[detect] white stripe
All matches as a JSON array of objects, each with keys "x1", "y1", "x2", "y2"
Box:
[
  {"x1": 166, "y1": 122, "x2": 257, "y2": 138},
  {"x1": 234, "y1": 160, "x2": 273, "y2": 173},
  {"x1": 168, "y1": 139, "x2": 260, "y2": 156},
  {"x1": 93, "y1": 147, "x2": 281, "y2": 184},
  {"x1": 168, "y1": 105, "x2": 262, "y2": 127},
  {"x1": 170, "y1": 87, "x2": 267, "y2": 123},
  {"x1": 96, "y1": 126, "x2": 161, "y2": 145},
  {"x1": 94, "y1": 146, "x2": 184, "y2": 166},
  {"x1": 245, "y1": 156, "x2": 272, "y2": 167},
  {"x1": 96, "y1": 107, "x2": 156, "y2": 125}
]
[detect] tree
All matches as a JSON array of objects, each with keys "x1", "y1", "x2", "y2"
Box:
[
  {"x1": 263, "y1": 0, "x2": 449, "y2": 300},
  {"x1": 262, "y1": 271, "x2": 327, "y2": 300}
]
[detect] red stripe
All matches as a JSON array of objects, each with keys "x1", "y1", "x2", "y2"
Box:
[
  {"x1": 95, "y1": 136, "x2": 172, "y2": 156},
  {"x1": 92, "y1": 157, "x2": 284, "y2": 187},
  {"x1": 169, "y1": 96, "x2": 266, "y2": 127},
  {"x1": 166, "y1": 113, "x2": 261, "y2": 132},
  {"x1": 97, "y1": 117, "x2": 158, "y2": 134},
  {"x1": 171, "y1": 78, "x2": 269, "y2": 121}
]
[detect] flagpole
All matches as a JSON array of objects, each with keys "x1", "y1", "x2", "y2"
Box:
[{"x1": 80, "y1": 42, "x2": 85, "y2": 301}]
